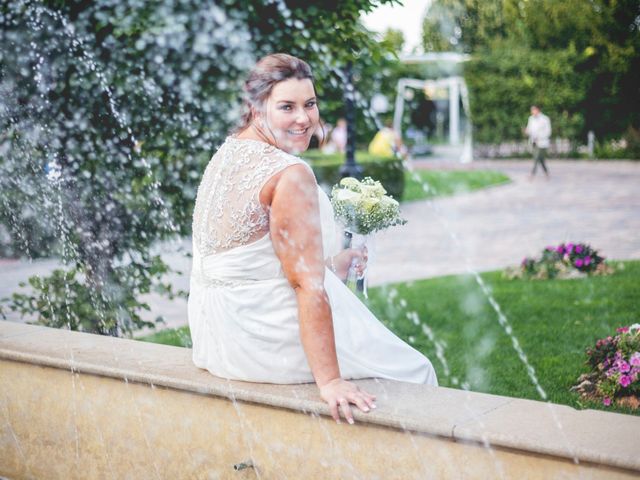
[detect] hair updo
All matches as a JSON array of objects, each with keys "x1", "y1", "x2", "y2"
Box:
[{"x1": 237, "y1": 53, "x2": 315, "y2": 132}]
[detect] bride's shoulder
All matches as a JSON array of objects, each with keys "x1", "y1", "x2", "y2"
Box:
[{"x1": 222, "y1": 135, "x2": 314, "y2": 178}]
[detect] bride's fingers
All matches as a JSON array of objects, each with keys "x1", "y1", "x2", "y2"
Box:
[
  {"x1": 361, "y1": 391, "x2": 377, "y2": 407},
  {"x1": 339, "y1": 398, "x2": 354, "y2": 424},
  {"x1": 330, "y1": 401, "x2": 340, "y2": 423},
  {"x1": 350, "y1": 394, "x2": 372, "y2": 413},
  {"x1": 361, "y1": 393, "x2": 377, "y2": 409}
]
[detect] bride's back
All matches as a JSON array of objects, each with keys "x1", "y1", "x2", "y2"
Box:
[{"x1": 192, "y1": 136, "x2": 300, "y2": 257}]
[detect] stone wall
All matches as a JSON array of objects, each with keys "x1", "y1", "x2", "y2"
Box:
[{"x1": 1, "y1": 321, "x2": 639, "y2": 479}]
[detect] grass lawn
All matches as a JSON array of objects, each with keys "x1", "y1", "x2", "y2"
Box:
[
  {"x1": 138, "y1": 326, "x2": 193, "y2": 348},
  {"x1": 402, "y1": 169, "x2": 511, "y2": 202},
  {"x1": 137, "y1": 260, "x2": 640, "y2": 416},
  {"x1": 363, "y1": 260, "x2": 640, "y2": 416}
]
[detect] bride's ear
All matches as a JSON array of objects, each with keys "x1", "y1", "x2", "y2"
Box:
[{"x1": 251, "y1": 106, "x2": 263, "y2": 127}]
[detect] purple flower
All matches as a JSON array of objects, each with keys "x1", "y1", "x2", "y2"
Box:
[
  {"x1": 575, "y1": 245, "x2": 583, "y2": 254},
  {"x1": 556, "y1": 245, "x2": 565, "y2": 253},
  {"x1": 618, "y1": 360, "x2": 631, "y2": 373},
  {"x1": 619, "y1": 375, "x2": 632, "y2": 387},
  {"x1": 603, "y1": 397, "x2": 612, "y2": 406},
  {"x1": 575, "y1": 258, "x2": 584, "y2": 267},
  {"x1": 584, "y1": 256, "x2": 592, "y2": 265},
  {"x1": 630, "y1": 352, "x2": 640, "y2": 367},
  {"x1": 546, "y1": 246, "x2": 555, "y2": 251},
  {"x1": 566, "y1": 243, "x2": 574, "y2": 252}
]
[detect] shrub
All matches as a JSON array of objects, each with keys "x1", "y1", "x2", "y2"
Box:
[
  {"x1": 465, "y1": 41, "x2": 588, "y2": 144},
  {"x1": 506, "y1": 242, "x2": 612, "y2": 280},
  {"x1": 594, "y1": 127, "x2": 640, "y2": 160},
  {"x1": 572, "y1": 324, "x2": 640, "y2": 409},
  {"x1": 302, "y1": 150, "x2": 405, "y2": 199}
]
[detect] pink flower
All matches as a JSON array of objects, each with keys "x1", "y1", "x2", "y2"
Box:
[
  {"x1": 617, "y1": 326, "x2": 630, "y2": 334},
  {"x1": 618, "y1": 360, "x2": 631, "y2": 373},
  {"x1": 619, "y1": 375, "x2": 632, "y2": 387},
  {"x1": 546, "y1": 246, "x2": 555, "y2": 251},
  {"x1": 566, "y1": 243, "x2": 574, "y2": 252},
  {"x1": 603, "y1": 397, "x2": 612, "y2": 406},
  {"x1": 630, "y1": 352, "x2": 640, "y2": 367},
  {"x1": 556, "y1": 245, "x2": 565, "y2": 253},
  {"x1": 584, "y1": 256, "x2": 592, "y2": 265},
  {"x1": 575, "y1": 258, "x2": 584, "y2": 267},
  {"x1": 575, "y1": 245, "x2": 583, "y2": 254}
]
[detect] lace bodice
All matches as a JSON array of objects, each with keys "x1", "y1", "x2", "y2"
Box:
[{"x1": 192, "y1": 136, "x2": 306, "y2": 257}]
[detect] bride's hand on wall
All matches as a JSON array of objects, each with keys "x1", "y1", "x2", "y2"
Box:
[
  {"x1": 330, "y1": 247, "x2": 368, "y2": 281},
  {"x1": 319, "y1": 378, "x2": 377, "y2": 425}
]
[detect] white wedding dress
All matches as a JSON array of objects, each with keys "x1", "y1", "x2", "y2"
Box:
[{"x1": 188, "y1": 136, "x2": 437, "y2": 385}]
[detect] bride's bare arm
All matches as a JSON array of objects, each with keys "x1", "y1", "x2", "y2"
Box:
[
  {"x1": 269, "y1": 165, "x2": 376, "y2": 423},
  {"x1": 269, "y1": 165, "x2": 339, "y2": 385}
]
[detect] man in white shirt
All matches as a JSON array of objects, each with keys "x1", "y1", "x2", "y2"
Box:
[{"x1": 525, "y1": 105, "x2": 551, "y2": 178}]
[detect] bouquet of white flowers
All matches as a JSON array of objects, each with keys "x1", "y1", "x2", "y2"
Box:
[
  {"x1": 330, "y1": 177, "x2": 406, "y2": 297},
  {"x1": 331, "y1": 177, "x2": 406, "y2": 235}
]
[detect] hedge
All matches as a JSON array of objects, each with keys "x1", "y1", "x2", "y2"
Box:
[{"x1": 302, "y1": 150, "x2": 405, "y2": 200}]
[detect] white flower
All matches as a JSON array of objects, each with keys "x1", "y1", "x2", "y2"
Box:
[
  {"x1": 359, "y1": 196, "x2": 380, "y2": 213},
  {"x1": 340, "y1": 177, "x2": 361, "y2": 191},
  {"x1": 380, "y1": 195, "x2": 399, "y2": 207},
  {"x1": 331, "y1": 177, "x2": 406, "y2": 235},
  {"x1": 360, "y1": 184, "x2": 385, "y2": 198},
  {"x1": 335, "y1": 189, "x2": 361, "y2": 202}
]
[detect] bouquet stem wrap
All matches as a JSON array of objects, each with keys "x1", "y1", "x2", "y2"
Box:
[
  {"x1": 344, "y1": 231, "x2": 376, "y2": 299},
  {"x1": 332, "y1": 177, "x2": 405, "y2": 298}
]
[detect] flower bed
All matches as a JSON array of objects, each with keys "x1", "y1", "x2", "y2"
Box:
[
  {"x1": 505, "y1": 242, "x2": 613, "y2": 280},
  {"x1": 572, "y1": 324, "x2": 640, "y2": 409}
]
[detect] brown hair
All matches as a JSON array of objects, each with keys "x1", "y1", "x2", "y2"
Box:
[{"x1": 236, "y1": 53, "x2": 324, "y2": 145}]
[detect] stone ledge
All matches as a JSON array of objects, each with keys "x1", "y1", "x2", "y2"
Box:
[{"x1": 1, "y1": 320, "x2": 638, "y2": 473}]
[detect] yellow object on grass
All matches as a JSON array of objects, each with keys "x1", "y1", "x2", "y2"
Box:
[{"x1": 368, "y1": 128, "x2": 395, "y2": 157}]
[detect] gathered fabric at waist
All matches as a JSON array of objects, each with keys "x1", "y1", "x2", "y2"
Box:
[{"x1": 191, "y1": 234, "x2": 286, "y2": 288}]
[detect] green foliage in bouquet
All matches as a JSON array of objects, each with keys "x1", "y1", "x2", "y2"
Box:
[
  {"x1": 331, "y1": 177, "x2": 406, "y2": 235},
  {"x1": 505, "y1": 242, "x2": 613, "y2": 280},
  {"x1": 572, "y1": 324, "x2": 640, "y2": 410}
]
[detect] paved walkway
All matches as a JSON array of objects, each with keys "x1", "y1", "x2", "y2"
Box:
[
  {"x1": 2, "y1": 158, "x2": 639, "y2": 333},
  {"x1": 370, "y1": 158, "x2": 640, "y2": 285}
]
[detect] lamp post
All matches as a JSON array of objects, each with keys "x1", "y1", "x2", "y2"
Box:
[
  {"x1": 339, "y1": 61, "x2": 363, "y2": 180},
  {"x1": 338, "y1": 62, "x2": 365, "y2": 292}
]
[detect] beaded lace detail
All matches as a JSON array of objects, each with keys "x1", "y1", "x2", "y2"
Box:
[{"x1": 192, "y1": 136, "x2": 305, "y2": 256}]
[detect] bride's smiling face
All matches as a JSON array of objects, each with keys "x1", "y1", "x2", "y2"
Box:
[{"x1": 257, "y1": 78, "x2": 319, "y2": 154}]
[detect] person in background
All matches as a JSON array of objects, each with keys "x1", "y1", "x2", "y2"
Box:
[
  {"x1": 524, "y1": 105, "x2": 551, "y2": 179},
  {"x1": 368, "y1": 119, "x2": 407, "y2": 159},
  {"x1": 324, "y1": 117, "x2": 347, "y2": 154}
]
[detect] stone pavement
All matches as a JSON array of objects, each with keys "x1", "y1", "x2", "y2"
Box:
[
  {"x1": 1, "y1": 158, "x2": 639, "y2": 333},
  {"x1": 369, "y1": 158, "x2": 640, "y2": 286}
]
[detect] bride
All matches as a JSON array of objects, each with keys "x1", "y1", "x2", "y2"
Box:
[{"x1": 188, "y1": 53, "x2": 437, "y2": 425}]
